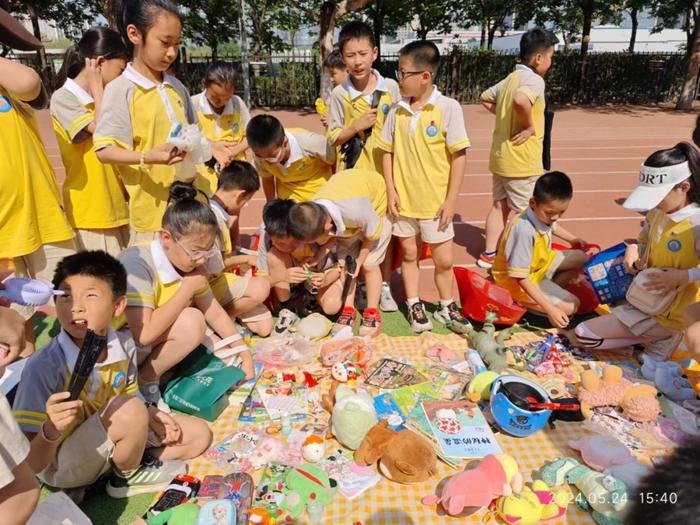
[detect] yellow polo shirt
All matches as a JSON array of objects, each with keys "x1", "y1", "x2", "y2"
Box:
[
  {"x1": 50, "y1": 79, "x2": 129, "y2": 230},
  {"x1": 638, "y1": 206, "x2": 700, "y2": 331},
  {"x1": 492, "y1": 208, "x2": 558, "y2": 303},
  {"x1": 327, "y1": 70, "x2": 400, "y2": 173},
  {"x1": 482, "y1": 64, "x2": 546, "y2": 178},
  {"x1": 192, "y1": 91, "x2": 251, "y2": 195},
  {"x1": 311, "y1": 169, "x2": 387, "y2": 241},
  {"x1": 0, "y1": 88, "x2": 74, "y2": 258},
  {"x1": 254, "y1": 129, "x2": 335, "y2": 202},
  {"x1": 377, "y1": 87, "x2": 470, "y2": 218},
  {"x1": 93, "y1": 63, "x2": 207, "y2": 233}
]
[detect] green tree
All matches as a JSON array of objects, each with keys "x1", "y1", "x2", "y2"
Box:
[
  {"x1": 364, "y1": 0, "x2": 413, "y2": 60},
  {"x1": 623, "y1": 0, "x2": 650, "y2": 52},
  {"x1": 246, "y1": 0, "x2": 304, "y2": 59},
  {"x1": 410, "y1": 0, "x2": 456, "y2": 40},
  {"x1": 515, "y1": 0, "x2": 583, "y2": 50},
  {"x1": 651, "y1": 0, "x2": 700, "y2": 109},
  {"x1": 182, "y1": 0, "x2": 241, "y2": 59},
  {"x1": 459, "y1": 0, "x2": 517, "y2": 49}
]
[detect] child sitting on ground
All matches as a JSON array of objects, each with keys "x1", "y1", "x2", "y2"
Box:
[
  {"x1": 257, "y1": 199, "x2": 341, "y2": 334},
  {"x1": 575, "y1": 143, "x2": 700, "y2": 364},
  {"x1": 379, "y1": 40, "x2": 472, "y2": 334},
  {"x1": 12, "y1": 251, "x2": 212, "y2": 499},
  {"x1": 478, "y1": 28, "x2": 559, "y2": 269},
  {"x1": 288, "y1": 169, "x2": 392, "y2": 337},
  {"x1": 247, "y1": 114, "x2": 335, "y2": 202},
  {"x1": 119, "y1": 183, "x2": 255, "y2": 407},
  {"x1": 492, "y1": 171, "x2": 588, "y2": 329},
  {"x1": 208, "y1": 161, "x2": 273, "y2": 336}
]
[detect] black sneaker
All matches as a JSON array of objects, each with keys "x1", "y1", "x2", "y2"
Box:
[
  {"x1": 434, "y1": 302, "x2": 472, "y2": 334},
  {"x1": 407, "y1": 301, "x2": 433, "y2": 333},
  {"x1": 106, "y1": 454, "x2": 187, "y2": 498}
]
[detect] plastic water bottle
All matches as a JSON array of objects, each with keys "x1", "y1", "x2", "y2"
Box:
[
  {"x1": 281, "y1": 411, "x2": 292, "y2": 435},
  {"x1": 466, "y1": 349, "x2": 487, "y2": 374}
]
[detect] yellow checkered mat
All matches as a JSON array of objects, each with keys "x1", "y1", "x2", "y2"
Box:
[{"x1": 187, "y1": 333, "x2": 642, "y2": 525}]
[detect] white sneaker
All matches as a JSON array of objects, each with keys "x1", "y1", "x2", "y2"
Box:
[
  {"x1": 106, "y1": 454, "x2": 187, "y2": 499},
  {"x1": 379, "y1": 282, "x2": 398, "y2": 312},
  {"x1": 434, "y1": 302, "x2": 473, "y2": 334},
  {"x1": 407, "y1": 301, "x2": 432, "y2": 333},
  {"x1": 274, "y1": 308, "x2": 299, "y2": 336}
]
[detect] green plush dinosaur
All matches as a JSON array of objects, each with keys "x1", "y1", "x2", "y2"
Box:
[
  {"x1": 465, "y1": 311, "x2": 517, "y2": 371},
  {"x1": 541, "y1": 457, "x2": 629, "y2": 525}
]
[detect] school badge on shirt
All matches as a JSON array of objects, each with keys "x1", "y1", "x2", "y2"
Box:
[
  {"x1": 0, "y1": 96, "x2": 12, "y2": 113},
  {"x1": 667, "y1": 239, "x2": 682, "y2": 252},
  {"x1": 426, "y1": 121, "x2": 439, "y2": 138}
]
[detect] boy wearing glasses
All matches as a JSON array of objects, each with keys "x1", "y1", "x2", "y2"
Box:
[
  {"x1": 378, "y1": 40, "x2": 472, "y2": 334},
  {"x1": 246, "y1": 114, "x2": 335, "y2": 202}
]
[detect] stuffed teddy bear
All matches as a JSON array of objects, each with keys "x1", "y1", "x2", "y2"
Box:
[
  {"x1": 327, "y1": 384, "x2": 377, "y2": 450},
  {"x1": 355, "y1": 420, "x2": 437, "y2": 484},
  {"x1": 569, "y1": 435, "x2": 652, "y2": 494},
  {"x1": 422, "y1": 453, "x2": 523, "y2": 516},
  {"x1": 280, "y1": 464, "x2": 338, "y2": 519},
  {"x1": 578, "y1": 365, "x2": 660, "y2": 423},
  {"x1": 541, "y1": 457, "x2": 629, "y2": 525},
  {"x1": 493, "y1": 479, "x2": 570, "y2": 525}
]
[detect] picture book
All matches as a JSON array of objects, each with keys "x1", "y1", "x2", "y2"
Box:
[
  {"x1": 391, "y1": 381, "x2": 439, "y2": 413},
  {"x1": 401, "y1": 396, "x2": 461, "y2": 469},
  {"x1": 364, "y1": 359, "x2": 427, "y2": 389},
  {"x1": 256, "y1": 376, "x2": 309, "y2": 420},
  {"x1": 373, "y1": 393, "x2": 406, "y2": 431},
  {"x1": 422, "y1": 400, "x2": 502, "y2": 459},
  {"x1": 415, "y1": 364, "x2": 471, "y2": 400},
  {"x1": 321, "y1": 448, "x2": 381, "y2": 500},
  {"x1": 253, "y1": 462, "x2": 295, "y2": 523}
]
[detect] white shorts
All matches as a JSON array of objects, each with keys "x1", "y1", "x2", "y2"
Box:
[
  {"x1": 336, "y1": 217, "x2": 392, "y2": 268},
  {"x1": 0, "y1": 393, "x2": 30, "y2": 490},
  {"x1": 392, "y1": 216, "x2": 454, "y2": 244}
]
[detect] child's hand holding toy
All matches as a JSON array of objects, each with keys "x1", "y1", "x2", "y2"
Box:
[{"x1": 44, "y1": 391, "x2": 83, "y2": 440}]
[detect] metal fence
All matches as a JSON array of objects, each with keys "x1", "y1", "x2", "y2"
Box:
[{"x1": 12, "y1": 49, "x2": 687, "y2": 108}]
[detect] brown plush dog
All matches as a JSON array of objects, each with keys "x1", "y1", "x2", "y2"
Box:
[{"x1": 355, "y1": 420, "x2": 438, "y2": 484}]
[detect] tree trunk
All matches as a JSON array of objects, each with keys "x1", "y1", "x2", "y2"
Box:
[
  {"x1": 26, "y1": 5, "x2": 47, "y2": 70},
  {"x1": 372, "y1": 9, "x2": 383, "y2": 65},
  {"x1": 677, "y1": 16, "x2": 700, "y2": 109},
  {"x1": 487, "y1": 21, "x2": 498, "y2": 50},
  {"x1": 480, "y1": 18, "x2": 487, "y2": 49},
  {"x1": 628, "y1": 7, "x2": 638, "y2": 53},
  {"x1": 580, "y1": 0, "x2": 594, "y2": 57},
  {"x1": 210, "y1": 40, "x2": 218, "y2": 60},
  {"x1": 417, "y1": 25, "x2": 428, "y2": 40},
  {"x1": 318, "y1": 1, "x2": 337, "y2": 102}
]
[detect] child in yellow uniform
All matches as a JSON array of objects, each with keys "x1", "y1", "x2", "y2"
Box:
[
  {"x1": 327, "y1": 21, "x2": 400, "y2": 172},
  {"x1": 576, "y1": 143, "x2": 700, "y2": 362},
  {"x1": 94, "y1": 0, "x2": 207, "y2": 245},
  {"x1": 247, "y1": 114, "x2": 335, "y2": 202},
  {"x1": 288, "y1": 169, "x2": 391, "y2": 337},
  {"x1": 478, "y1": 28, "x2": 558, "y2": 269},
  {"x1": 317, "y1": 51, "x2": 348, "y2": 128},
  {"x1": 192, "y1": 61, "x2": 251, "y2": 194},
  {"x1": 13, "y1": 251, "x2": 211, "y2": 499},
  {"x1": 208, "y1": 161, "x2": 273, "y2": 336},
  {"x1": 379, "y1": 41, "x2": 471, "y2": 334},
  {"x1": 119, "y1": 183, "x2": 254, "y2": 407},
  {"x1": 50, "y1": 27, "x2": 130, "y2": 256},
  {"x1": 0, "y1": 58, "x2": 76, "y2": 282},
  {"x1": 492, "y1": 172, "x2": 587, "y2": 329}
]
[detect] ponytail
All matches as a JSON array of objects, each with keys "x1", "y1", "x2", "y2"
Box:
[
  {"x1": 644, "y1": 141, "x2": 700, "y2": 205},
  {"x1": 162, "y1": 182, "x2": 218, "y2": 238},
  {"x1": 56, "y1": 27, "x2": 128, "y2": 86}
]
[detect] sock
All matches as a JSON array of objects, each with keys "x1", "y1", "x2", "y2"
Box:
[
  {"x1": 483, "y1": 250, "x2": 496, "y2": 256},
  {"x1": 114, "y1": 467, "x2": 137, "y2": 480},
  {"x1": 440, "y1": 299, "x2": 453, "y2": 309},
  {"x1": 382, "y1": 281, "x2": 390, "y2": 288},
  {"x1": 406, "y1": 297, "x2": 420, "y2": 307}
]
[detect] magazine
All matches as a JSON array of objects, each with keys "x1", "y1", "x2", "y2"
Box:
[{"x1": 364, "y1": 359, "x2": 427, "y2": 389}]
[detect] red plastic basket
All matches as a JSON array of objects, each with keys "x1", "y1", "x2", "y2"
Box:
[
  {"x1": 453, "y1": 267, "x2": 526, "y2": 325},
  {"x1": 550, "y1": 242, "x2": 601, "y2": 314}
]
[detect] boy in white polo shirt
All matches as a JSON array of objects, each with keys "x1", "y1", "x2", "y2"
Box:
[{"x1": 378, "y1": 40, "x2": 471, "y2": 334}]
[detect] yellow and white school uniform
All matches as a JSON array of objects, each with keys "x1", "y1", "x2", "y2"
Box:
[
  {"x1": 93, "y1": 64, "x2": 207, "y2": 236},
  {"x1": 311, "y1": 169, "x2": 390, "y2": 267},
  {"x1": 191, "y1": 91, "x2": 250, "y2": 195},
  {"x1": 207, "y1": 200, "x2": 270, "y2": 322},
  {"x1": 50, "y1": 78, "x2": 130, "y2": 255},
  {"x1": 327, "y1": 70, "x2": 400, "y2": 173},
  {"x1": 254, "y1": 129, "x2": 335, "y2": 202},
  {"x1": 377, "y1": 87, "x2": 470, "y2": 243},
  {"x1": 0, "y1": 88, "x2": 76, "y2": 281}
]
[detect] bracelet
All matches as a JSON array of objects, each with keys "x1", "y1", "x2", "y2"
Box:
[
  {"x1": 40, "y1": 421, "x2": 62, "y2": 443},
  {"x1": 139, "y1": 150, "x2": 147, "y2": 172}
]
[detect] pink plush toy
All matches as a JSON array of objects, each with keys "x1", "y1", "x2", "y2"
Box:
[
  {"x1": 569, "y1": 435, "x2": 635, "y2": 471},
  {"x1": 422, "y1": 454, "x2": 523, "y2": 516}
]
